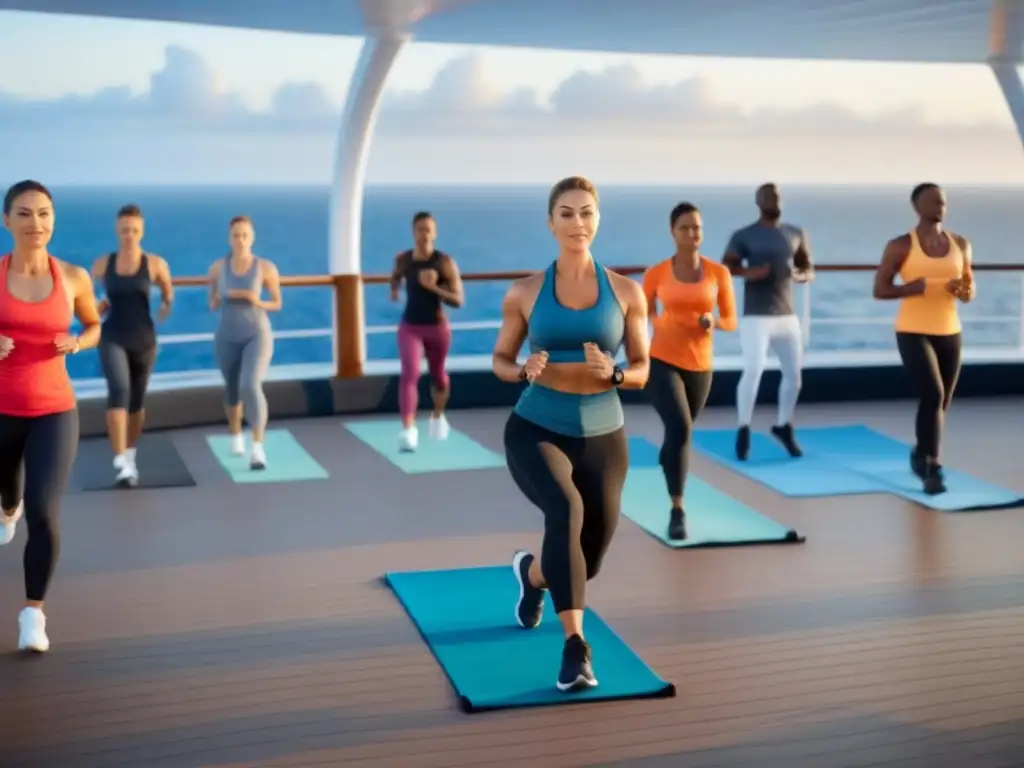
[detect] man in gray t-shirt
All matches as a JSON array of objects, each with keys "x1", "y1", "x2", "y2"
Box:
[{"x1": 722, "y1": 183, "x2": 813, "y2": 461}]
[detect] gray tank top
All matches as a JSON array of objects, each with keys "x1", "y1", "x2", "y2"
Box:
[{"x1": 217, "y1": 256, "x2": 270, "y2": 342}]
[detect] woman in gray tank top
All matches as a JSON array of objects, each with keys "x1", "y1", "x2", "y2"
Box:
[{"x1": 207, "y1": 216, "x2": 282, "y2": 470}]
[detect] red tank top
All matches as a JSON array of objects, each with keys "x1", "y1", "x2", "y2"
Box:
[{"x1": 0, "y1": 254, "x2": 76, "y2": 417}]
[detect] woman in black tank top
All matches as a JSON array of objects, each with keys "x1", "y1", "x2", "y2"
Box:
[
  {"x1": 388, "y1": 211, "x2": 464, "y2": 453},
  {"x1": 90, "y1": 204, "x2": 174, "y2": 488}
]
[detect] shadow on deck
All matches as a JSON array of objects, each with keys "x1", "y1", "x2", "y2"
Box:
[{"x1": 2, "y1": 398, "x2": 1024, "y2": 767}]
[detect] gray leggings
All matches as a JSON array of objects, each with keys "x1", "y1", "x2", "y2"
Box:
[{"x1": 214, "y1": 330, "x2": 274, "y2": 432}]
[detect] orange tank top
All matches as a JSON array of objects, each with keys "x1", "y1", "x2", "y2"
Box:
[
  {"x1": 894, "y1": 230, "x2": 963, "y2": 336},
  {"x1": 643, "y1": 256, "x2": 737, "y2": 372},
  {"x1": 0, "y1": 254, "x2": 76, "y2": 417}
]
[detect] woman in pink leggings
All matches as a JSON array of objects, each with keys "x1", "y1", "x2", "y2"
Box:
[{"x1": 389, "y1": 212, "x2": 464, "y2": 452}]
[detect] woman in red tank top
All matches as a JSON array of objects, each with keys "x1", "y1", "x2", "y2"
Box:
[{"x1": 0, "y1": 180, "x2": 102, "y2": 654}]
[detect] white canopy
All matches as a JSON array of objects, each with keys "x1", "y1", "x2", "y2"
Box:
[{"x1": 0, "y1": 0, "x2": 1016, "y2": 64}]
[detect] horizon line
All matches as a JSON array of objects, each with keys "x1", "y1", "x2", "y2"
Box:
[{"x1": 23, "y1": 181, "x2": 1024, "y2": 190}]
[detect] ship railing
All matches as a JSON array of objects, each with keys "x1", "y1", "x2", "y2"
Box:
[{"x1": 69, "y1": 263, "x2": 1024, "y2": 397}]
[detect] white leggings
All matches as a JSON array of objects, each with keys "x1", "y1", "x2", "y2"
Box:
[{"x1": 736, "y1": 315, "x2": 803, "y2": 426}]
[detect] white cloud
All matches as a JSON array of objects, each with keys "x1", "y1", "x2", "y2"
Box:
[{"x1": 0, "y1": 46, "x2": 1010, "y2": 141}]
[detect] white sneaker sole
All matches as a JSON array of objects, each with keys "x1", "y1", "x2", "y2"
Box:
[{"x1": 556, "y1": 674, "x2": 598, "y2": 692}]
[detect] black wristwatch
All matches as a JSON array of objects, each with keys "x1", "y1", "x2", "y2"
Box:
[{"x1": 609, "y1": 366, "x2": 625, "y2": 387}]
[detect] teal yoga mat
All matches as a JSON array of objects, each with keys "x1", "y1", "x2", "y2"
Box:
[
  {"x1": 206, "y1": 429, "x2": 328, "y2": 483},
  {"x1": 625, "y1": 437, "x2": 803, "y2": 547},
  {"x1": 344, "y1": 418, "x2": 504, "y2": 474},
  {"x1": 384, "y1": 566, "x2": 675, "y2": 712},
  {"x1": 691, "y1": 428, "x2": 886, "y2": 497},
  {"x1": 796, "y1": 425, "x2": 1024, "y2": 512}
]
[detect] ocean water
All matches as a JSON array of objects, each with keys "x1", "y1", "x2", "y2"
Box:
[{"x1": 2, "y1": 184, "x2": 1023, "y2": 382}]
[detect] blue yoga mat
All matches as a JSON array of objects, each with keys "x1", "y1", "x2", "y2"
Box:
[
  {"x1": 796, "y1": 425, "x2": 1024, "y2": 512},
  {"x1": 206, "y1": 429, "x2": 329, "y2": 483},
  {"x1": 385, "y1": 566, "x2": 675, "y2": 712},
  {"x1": 625, "y1": 438, "x2": 803, "y2": 547},
  {"x1": 345, "y1": 418, "x2": 505, "y2": 474},
  {"x1": 691, "y1": 428, "x2": 885, "y2": 497}
]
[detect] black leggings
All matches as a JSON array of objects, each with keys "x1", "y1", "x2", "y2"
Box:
[
  {"x1": 896, "y1": 332, "x2": 962, "y2": 460},
  {"x1": 0, "y1": 409, "x2": 79, "y2": 602},
  {"x1": 503, "y1": 411, "x2": 628, "y2": 614},
  {"x1": 646, "y1": 358, "x2": 713, "y2": 500},
  {"x1": 99, "y1": 340, "x2": 157, "y2": 413}
]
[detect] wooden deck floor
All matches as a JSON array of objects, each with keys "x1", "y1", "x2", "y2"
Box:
[{"x1": 2, "y1": 397, "x2": 1024, "y2": 767}]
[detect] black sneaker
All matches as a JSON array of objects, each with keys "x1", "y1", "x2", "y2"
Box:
[
  {"x1": 557, "y1": 634, "x2": 597, "y2": 692},
  {"x1": 667, "y1": 507, "x2": 686, "y2": 541},
  {"x1": 771, "y1": 423, "x2": 803, "y2": 458},
  {"x1": 735, "y1": 426, "x2": 751, "y2": 461},
  {"x1": 512, "y1": 550, "x2": 544, "y2": 629},
  {"x1": 910, "y1": 448, "x2": 926, "y2": 479},
  {"x1": 922, "y1": 458, "x2": 947, "y2": 495}
]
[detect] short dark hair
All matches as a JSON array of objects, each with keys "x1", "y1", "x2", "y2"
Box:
[
  {"x1": 229, "y1": 215, "x2": 252, "y2": 228},
  {"x1": 911, "y1": 182, "x2": 940, "y2": 204},
  {"x1": 670, "y1": 202, "x2": 700, "y2": 227},
  {"x1": 547, "y1": 176, "x2": 598, "y2": 216},
  {"x1": 117, "y1": 203, "x2": 142, "y2": 219},
  {"x1": 3, "y1": 180, "x2": 52, "y2": 216},
  {"x1": 412, "y1": 211, "x2": 433, "y2": 227}
]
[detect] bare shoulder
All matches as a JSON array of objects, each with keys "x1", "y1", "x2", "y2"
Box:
[
  {"x1": 950, "y1": 231, "x2": 971, "y2": 251},
  {"x1": 90, "y1": 253, "x2": 110, "y2": 274},
  {"x1": 57, "y1": 259, "x2": 86, "y2": 280},
  {"x1": 505, "y1": 272, "x2": 543, "y2": 308},
  {"x1": 510, "y1": 271, "x2": 544, "y2": 296},
  {"x1": 258, "y1": 257, "x2": 280, "y2": 276},
  {"x1": 607, "y1": 268, "x2": 644, "y2": 307},
  {"x1": 58, "y1": 260, "x2": 90, "y2": 289},
  {"x1": 884, "y1": 234, "x2": 912, "y2": 257},
  {"x1": 147, "y1": 253, "x2": 168, "y2": 270}
]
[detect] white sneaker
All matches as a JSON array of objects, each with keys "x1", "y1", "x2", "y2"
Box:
[
  {"x1": 429, "y1": 414, "x2": 450, "y2": 441},
  {"x1": 250, "y1": 442, "x2": 267, "y2": 470},
  {"x1": 230, "y1": 433, "x2": 246, "y2": 456},
  {"x1": 18, "y1": 606, "x2": 48, "y2": 653},
  {"x1": 1, "y1": 502, "x2": 23, "y2": 546},
  {"x1": 126, "y1": 447, "x2": 139, "y2": 484},
  {"x1": 113, "y1": 454, "x2": 138, "y2": 488},
  {"x1": 398, "y1": 426, "x2": 418, "y2": 453}
]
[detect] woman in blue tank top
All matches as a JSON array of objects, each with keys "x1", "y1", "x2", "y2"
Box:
[{"x1": 492, "y1": 176, "x2": 651, "y2": 693}]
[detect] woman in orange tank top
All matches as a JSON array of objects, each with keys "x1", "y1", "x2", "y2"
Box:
[
  {"x1": 873, "y1": 182, "x2": 974, "y2": 495},
  {"x1": 0, "y1": 180, "x2": 102, "y2": 653},
  {"x1": 643, "y1": 202, "x2": 737, "y2": 540}
]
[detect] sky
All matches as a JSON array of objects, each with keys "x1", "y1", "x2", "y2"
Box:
[{"x1": 0, "y1": 9, "x2": 1022, "y2": 185}]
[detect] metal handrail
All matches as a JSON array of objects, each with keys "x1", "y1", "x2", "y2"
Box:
[{"x1": 166, "y1": 262, "x2": 1024, "y2": 288}]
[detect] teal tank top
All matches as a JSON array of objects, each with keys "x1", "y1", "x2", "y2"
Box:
[
  {"x1": 513, "y1": 261, "x2": 626, "y2": 437},
  {"x1": 527, "y1": 260, "x2": 624, "y2": 362}
]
